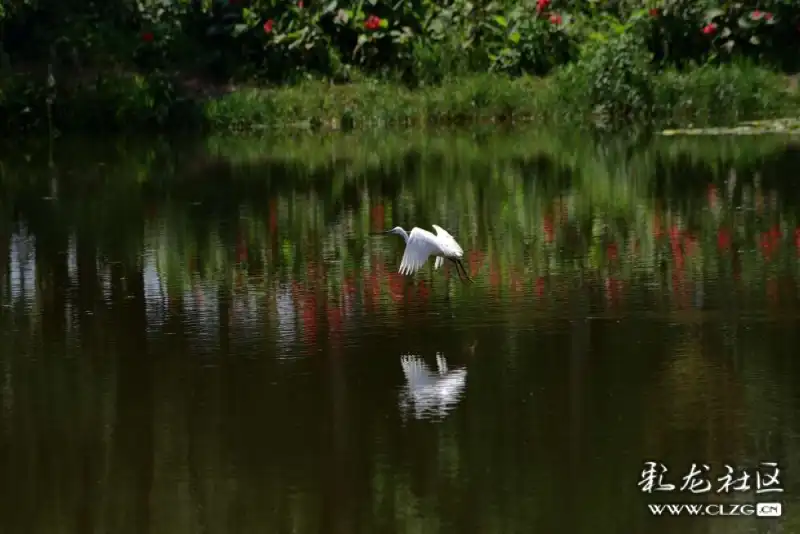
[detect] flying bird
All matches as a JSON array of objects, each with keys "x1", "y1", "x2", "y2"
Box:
[{"x1": 381, "y1": 225, "x2": 472, "y2": 282}]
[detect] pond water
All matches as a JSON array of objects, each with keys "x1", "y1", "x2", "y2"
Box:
[{"x1": 1, "y1": 130, "x2": 800, "y2": 534}]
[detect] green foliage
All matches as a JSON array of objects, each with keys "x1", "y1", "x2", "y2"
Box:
[
  {"x1": 3, "y1": 0, "x2": 799, "y2": 83},
  {"x1": 653, "y1": 61, "x2": 796, "y2": 127},
  {"x1": 1, "y1": 0, "x2": 799, "y2": 133},
  {"x1": 549, "y1": 30, "x2": 656, "y2": 130},
  {"x1": 0, "y1": 71, "x2": 202, "y2": 133}
]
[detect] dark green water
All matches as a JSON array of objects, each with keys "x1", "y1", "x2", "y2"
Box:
[{"x1": 1, "y1": 130, "x2": 800, "y2": 534}]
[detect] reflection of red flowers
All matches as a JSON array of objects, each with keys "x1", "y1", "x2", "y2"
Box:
[
  {"x1": 543, "y1": 214, "x2": 554, "y2": 243},
  {"x1": 536, "y1": 0, "x2": 550, "y2": 13},
  {"x1": 702, "y1": 23, "x2": 717, "y2": 36},
  {"x1": 344, "y1": 276, "x2": 357, "y2": 294},
  {"x1": 535, "y1": 276, "x2": 545, "y2": 297},
  {"x1": 142, "y1": 32, "x2": 154, "y2": 42},
  {"x1": 606, "y1": 242, "x2": 618, "y2": 262},
  {"x1": 795, "y1": 227, "x2": 800, "y2": 250},
  {"x1": 649, "y1": 8, "x2": 659, "y2": 17},
  {"x1": 468, "y1": 250, "x2": 485, "y2": 276},
  {"x1": 717, "y1": 228, "x2": 731, "y2": 251},
  {"x1": 760, "y1": 225, "x2": 782, "y2": 260},
  {"x1": 388, "y1": 273, "x2": 405, "y2": 302},
  {"x1": 549, "y1": 13, "x2": 562, "y2": 25},
  {"x1": 364, "y1": 15, "x2": 381, "y2": 30},
  {"x1": 371, "y1": 204, "x2": 384, "y2": 231},
  {"x1": 669, "y1": 225, "x2": 680, "y2": 245},
  {"x1": 263, "y1": 19, "x2": 274, "y2": 33},
  {"x1": 327, "y1": 305, "x2": 342, "y2": 333}
]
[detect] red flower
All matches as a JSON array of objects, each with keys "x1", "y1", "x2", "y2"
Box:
[
  {"x1": 536, "y1": 0, "x2": 550, "y2": 14},
  {"x1": 141, "y1": 31, "x2": 154, "y2": 42},
  {"x1": 751, "y1": 10, "x2": 763, "y2": 20},
  {"x1": 263, "y1": 19, "x2": 274, "y2": 33},
  {"x1": 649, "y1": 8, "x2": 659, "y2": 17},
  {"x1": 702, "y1": 23, "x2": 717, "y2": 35},
  {"x1": 764, "y1": 12, "x2": 773, "y2": 21},
  {"x1": 364, "y1": 15, "x2": 382, "y2": 30},
  {"x1": 298, "y1": 0, "x2": 304, "y2": 7},
  {"x1": 549, "y1": 13, "x2": 562, "y2": 25}
]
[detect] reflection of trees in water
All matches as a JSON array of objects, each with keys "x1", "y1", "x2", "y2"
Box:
[{"x1": 1, "y1": 136, "x2": 800, "y2": 532}]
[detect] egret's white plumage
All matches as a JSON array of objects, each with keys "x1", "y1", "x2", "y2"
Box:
[
  {"x1": 384, "y1": 225, "x2": 471, "y2": 282},
  {"x1": 398, "y1": 353, "x2": 467, "y2": 421}
]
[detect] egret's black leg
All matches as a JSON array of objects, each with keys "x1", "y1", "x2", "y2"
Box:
[
  {"x1": 450, "y1": 258, "x2": 472, "y2": 283},
  {"x1": 456, "y1": 259, "x2": 474, "y2": 283},
  {"x1": 448, "y1": 258, "x2": 465, "y2": 281}
]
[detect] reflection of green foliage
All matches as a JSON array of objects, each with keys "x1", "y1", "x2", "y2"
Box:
[
  {"x1": 1, "y1": 129, "x2": 798, "y2": 303},
  {"x1": 2, "y1": 130, "x2": 800, "y2": 533}
]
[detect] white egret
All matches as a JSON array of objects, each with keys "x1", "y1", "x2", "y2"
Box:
[
  {"x1": 381, "y1": 225, "x2": 472, "y2": 283},
  {"x1": 398, "y1": 353, "x2": 467, "y2": 421}
]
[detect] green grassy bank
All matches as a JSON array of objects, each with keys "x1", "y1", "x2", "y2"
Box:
[
  {"x1": 3, "y1": 0, "x2": 800, "y2": 135},
  {"x1": 2, "y1": 63, "x2": 799, "y2": 136}
]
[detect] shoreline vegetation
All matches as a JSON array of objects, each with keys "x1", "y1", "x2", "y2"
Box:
[{"x1": 1, "y1": 1, "x2": 800, "y2": 135}]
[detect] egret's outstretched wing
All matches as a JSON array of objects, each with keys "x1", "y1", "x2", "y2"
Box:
[
  {"x1": 431, "y1": 224, "x2": 464, "y2": 256},
  {"x1": 398, "y1": 228, "x2": 443, "y2": 275},
  {"x1": 401, "y1": 354, "x2": 436, "y2": 389}
]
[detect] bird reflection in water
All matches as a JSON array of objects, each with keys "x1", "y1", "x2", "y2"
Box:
[{"x1": 398, "y1": 353, "x2": 467, "y2": 421}]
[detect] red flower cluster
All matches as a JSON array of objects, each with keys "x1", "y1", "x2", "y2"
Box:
[
  {"x1": 549, "y1": 13, "x2": 562, "y2": 25},
  {"x1": 364, "y1": 15, "x2": 382, "y2": 30},
  {"x1": 536, "y1": 0, "x2": 550, "y2": 14},
  {"x1": 702, "y1": 22, "x2": 717, "y2": 35},
  {"x1": 263, "y1": 19, "x2": 274, "y2": 33},
  {"x1": 649, "y1": 8, "x2": 659, "y2": 17},
  {"x1": 751, "y1": 10, "x2": 774, "y2": 21},
  {"x1": 141, "y1": 31, "x2": 154, "y2": 42},
  {"x1": 298, "y1": 0, "x2": 304, "y2": 7}
]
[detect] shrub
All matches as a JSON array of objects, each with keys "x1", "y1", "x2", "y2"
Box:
[{"x1": 551, "y1": 30, "x2": 655, "y2": 130}]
